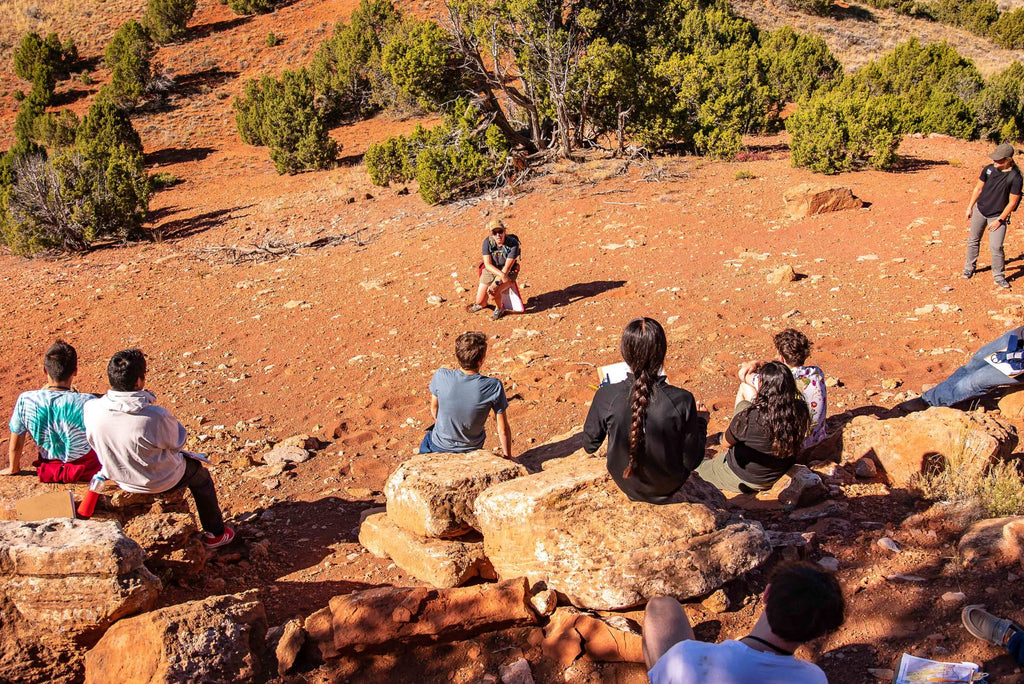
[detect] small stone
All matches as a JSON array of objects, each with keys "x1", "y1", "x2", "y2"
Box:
[
  {"x1": 881, "y1": 378, "x2": 902, "y2": 390},
  {"x1": 263, "y1": 478, "x2": 280, "y2": 490},
  {"x1": 283, "y1": 300, "x2": 304, "y2": 309},
  {"x1": 426, "y1": 295, "x2": 445, "y2": 307},
  {"x1": 767, "y1": 265, "x2": 797, "y2": 284},
  {"x1": 867, "y1": 668, "x2": 894, "y2": 680},
  {"x1": 854, "y1": 458, "x2": 877, "y2": 478},
  {"x1": 530, "y1": 589, "x2": 557, "y2": 617},
  {"x1": 499, "y1": 658, "x2": 534, "y2": 684},
  {"x1": 941, "y1": 591, "x2": 967, "y2": 604},
  {"x1": 825, "y1": 377, "x2": 839, "y2": 388},
  {"x1": 701, "y1": 589, "x2": 731, "y2": 614},
  {"x1": 877, "y1": 537, "x2": 901, "y2": 554},
  {"x1": 817, "y1": 557, "x2": 840, "y2": 572}
]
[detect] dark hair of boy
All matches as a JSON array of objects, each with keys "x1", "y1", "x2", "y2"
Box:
[
  {"x1": 455, "y1": 332, "x2": 488, "y2": 371},
  {"x1": 773, "y1": 328, "x2": 812, "y2": 366},
  {"x1": 108, "y1": 349, "x2": 147, "y2": 392},
  {"x1": 765, "y1": 561, "x2": 845, "y2": 643},
  {"x1": 620, "y1": 317, "x2": 667, "y2": 478},
  {"x1": 44, "y1": 340, "x2": 78, "y2": 383}
]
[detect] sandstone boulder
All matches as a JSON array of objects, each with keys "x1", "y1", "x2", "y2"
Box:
[
  {"x1": 104, "y1": 488, "x2": 206, "y2": 579},
  {"x1": 85, "y1": 590, "x2": 267, "y2": 684},
  {"x1": 958, "y1": 516, "x2": 1024, "y2": 569},
  {"x1": 998, "y1": 388, "x2": 1024, "y2": 420},
  {"x1": 359, "y1": 511, "x2": 495, "y2": 588},
  {"x1": 385, "y1": 451, "x2": 528, "y2": 537},
  {"x1": 474, "y1": 459, "x2": 771, "y2": 610},
  {"x1": 263, "y1": 444, "x2": 311, "y2": 465},
  {"x1": 838, "y1": 407, "x2": 1016, "y2": 487},
  {"x1": 542, "y1": 607, "x2": 643, "y2": 665},
  {"x1": 756, "y1": 464, "x2": 827, "y2": 508},
  {"x1": 783, "y1": 183, "x2": 863, "y2": 219},
  {"x1": 0, "y1": 519, "x2": 161, "y2": 683},
  {"x1": 326, "y1": 577, "x2": 537, "y2": 651}
]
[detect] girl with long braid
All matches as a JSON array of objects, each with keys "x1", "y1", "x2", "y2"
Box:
[
  {"x1": 583, "y1": 317, "x2": 709, "y2": 504},
  {"x1": 696, "y1": 361, "x2": 811, "y2": 493}
]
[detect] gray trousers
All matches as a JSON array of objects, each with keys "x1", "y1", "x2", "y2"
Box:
[{"x1": 964, "y1": 205, "x2": 1007, "y2": 281}]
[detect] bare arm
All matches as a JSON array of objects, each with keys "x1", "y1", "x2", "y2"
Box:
[
  {"x1": 966, "y1": 179, "x2": 985, "y2": 219},
  {"x1": 430, "y1": 395, "x2": 439, "y2": 420},
  {"x1": 496, "y1": 411, "x2": 512, "y2": 459},
  {"x1": 5, "y1": 432, "x2": 25, "y2": 475}
]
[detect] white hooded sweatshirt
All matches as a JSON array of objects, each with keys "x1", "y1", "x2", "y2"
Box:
[{"x1": 83, "y1": 390, "x2": 187, "y2": 493}]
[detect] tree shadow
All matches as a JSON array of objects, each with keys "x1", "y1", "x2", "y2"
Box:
[
  {"x1": 830, "y1": 3, "x2": 877, "y2": 22},
  {"x1": 153, "y1": 205, "x2": 253, "y2": 240},
  {"x1": 188, "y1": 15, "x2": 253, "y2": 40},
  {"x1": 51, "y1": 88, "x2": 91, "y2": 107},
  {"x1": 890, "y1": 156, "x2": 949, "y2": 174},
  {"x1": 174, "y1": 67, "x2": 239, "y2": 98},
  {"x1": 145, "y1": 146, "x2": 216, "y2": 166},
  {"x1": 524, "y1": 280, "x2": 627, "y2": 314}
]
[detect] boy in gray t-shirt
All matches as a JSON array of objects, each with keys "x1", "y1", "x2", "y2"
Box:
[{"x1": 420, "y1": 331, "x2": 512, "y2": 458}]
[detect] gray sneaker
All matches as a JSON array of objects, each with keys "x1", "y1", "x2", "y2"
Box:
[
  {"x1": 962, "y1": 605, "x2": 1023, "y2": 646},
  {"x1": 491, "y1": 308, "x2": 506, "y2": 320},
  {"x1": 466, "y1": 304, "x2": 485, "y2": 313},
  {"x1": 996, "y1": 278, "x2": 1011, "y2": 289},
  {"x1": 963, "y1": 270, "x2": 974, "y2": 280}
]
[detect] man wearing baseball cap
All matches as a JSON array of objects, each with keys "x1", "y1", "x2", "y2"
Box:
[{"x1": 963, "y1": 142, "x2": 1023, "y2": 288}]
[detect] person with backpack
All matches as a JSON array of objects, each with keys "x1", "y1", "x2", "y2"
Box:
[
  {"x1": 4, "y1": 340, "x2": 101, "y2": 482},
  {"x1": 467, "y1": 219, "x2": 521, "y2": 320}
]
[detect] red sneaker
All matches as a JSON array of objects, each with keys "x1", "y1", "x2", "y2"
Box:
[{"x1": 203, "y1": 526, "x2": 236, "y2": 549}]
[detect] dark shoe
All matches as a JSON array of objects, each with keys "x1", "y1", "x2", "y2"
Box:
[
  {"x1": 996, "y1": 279, "x2": 1011, "y2": 289},
  {"x1": 466, "y1": 304, "x2": 485, "y2": 313},
  {"x1": 962, "y1": 604, "x2": 1023, "y2": 646},
  {"x1": 963, "y1": 270, "x2": 974, "y2": 280},
  {"x1": 203, "y1": 526, "x2": 236, "y2": 549},
  {"x1": 491, "y1": 308, "x2": 506, "y2": 320},
  {"x1": 892, "y1": 397, "x2": 929, "y2": 416}
]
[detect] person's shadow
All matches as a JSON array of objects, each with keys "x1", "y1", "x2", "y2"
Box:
[{"x1": 525, "y1": 280, "x2": 626, "y2": 313}]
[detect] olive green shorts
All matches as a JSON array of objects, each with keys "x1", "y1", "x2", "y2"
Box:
[{"x1": 480, "y1": 268, "x2": 518, "y2": 285}]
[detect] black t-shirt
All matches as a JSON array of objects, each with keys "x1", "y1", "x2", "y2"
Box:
[
  {"x1": 977, "y1": 164, "x2": 1024, "y2": 217},
  {"x1": 582, "y1": 375, "x2": 708, "y2": 504},
  {"x1": 725, "y1": 405, "x2": 794, "y2": 487},
  {"x1": 482, "y1": 234, "x2": 521, "y2": 269}
]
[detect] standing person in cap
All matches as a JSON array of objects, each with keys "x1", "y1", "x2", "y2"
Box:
[
  {"x1": 468, "y1": 219, "x2": 521, "y2": 320},
  {"x1": 963, "y1": 142, "x2": 1023, "y2": 289}
]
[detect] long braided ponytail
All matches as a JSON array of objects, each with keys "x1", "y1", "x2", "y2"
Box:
[{"x1": 620, "y1": 317, "x2": 667, "y2": 479}]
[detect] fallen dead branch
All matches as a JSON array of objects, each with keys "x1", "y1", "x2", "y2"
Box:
[{"x1": 194, "y1": 227, "x2": 372, "y2": 264}]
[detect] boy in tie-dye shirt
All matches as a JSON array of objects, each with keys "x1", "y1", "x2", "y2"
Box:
[{"x1": 5, "y1": 341, "x2": 100, "y2": 481}]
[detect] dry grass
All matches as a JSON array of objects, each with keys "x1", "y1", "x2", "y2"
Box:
[
  {"x1": 0, "y1": 0, "x2": 141, "y2": 63},
  {"x1": 911, "y1": 458, "x2": 1024, "y2": 518}
]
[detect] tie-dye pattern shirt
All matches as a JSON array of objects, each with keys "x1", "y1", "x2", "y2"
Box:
[{"x1": 9, "y1": 389, "x2": 94, "y2": 462}]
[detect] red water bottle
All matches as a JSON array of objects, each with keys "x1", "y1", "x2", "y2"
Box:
[{"x1": 76, "y1": 474, "x2": 106, "y2": 519}]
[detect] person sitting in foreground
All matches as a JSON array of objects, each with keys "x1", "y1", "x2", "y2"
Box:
[
  {"x1": 467, "y1": 219, "x2": 520, "y2": 321},
  {"x1": 582, "y1": 317, "x2": 708, "y2": 504},
  {"x1": 83, "y1": 349, "x2": 234, "y2": 548},
  {"x1": 644, "y1": 561, "x2": 845, "y2": 683},
  {"x1": 696, "y1": 361, "x2": 810, "y2": 494},
  {"x1": 738, "y1": 329, "x2": 827, "y2": 449},
  {"x1": 4, "y1": 340, "x2": 101, "y2": 482},
  {"x1": 962, "y1": 604, "x2": 1024, "y2": 665},
  {"x1": 420, "y1": 331, "x2": 512, "y2": 458},
  {"x1": 898, "y1": 326, "x2": 1024, "y2": 412}
]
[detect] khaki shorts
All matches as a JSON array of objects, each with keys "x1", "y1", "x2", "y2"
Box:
[{"x1": 480, "y1": 268, "x2": 518, "y2": 285}]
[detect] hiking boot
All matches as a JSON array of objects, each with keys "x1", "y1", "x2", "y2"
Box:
[
  {"x1": 203, "y1": 526, "x2": 236, "y2": 549},
  {"x1": 466, "y1": 304, "x2": 485, "y2": 313},
  {"x1": 491, "y1": 308, "x2": 506, "y2": 320},
  {"x1": 963, "y1": 270, "x2": 974, "y2": 280},
  {"x1": 996, "y1": 278, "x2": 1012, "y2": 289},
  {"x1": 962, "y1": 605, "x2": 1023, "y2": 646}
]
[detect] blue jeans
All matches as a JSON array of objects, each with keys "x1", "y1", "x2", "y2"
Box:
[
  {"x1": 1007, "y1": 630, "x2": 1024, "y2": 664},
  {"x1": 923, "y1": 328, "x2": 1024, "y2": 407},
  {"x1": 419, "y1": 429, "x2": 440, "y2": 454}
]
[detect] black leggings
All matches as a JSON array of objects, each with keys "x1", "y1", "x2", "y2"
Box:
[{"x1": 169, "y1": 457, "x2": 225, "y2": 536}]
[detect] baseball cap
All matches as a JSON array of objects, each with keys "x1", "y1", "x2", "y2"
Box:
[{"x1": 990, "y1": 143, "x2": 1015, "y2": 160}]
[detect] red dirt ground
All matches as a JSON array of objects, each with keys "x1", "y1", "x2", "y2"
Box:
[{"x1": 3, "y1": 1, "x2": 1024, "y2": 682}]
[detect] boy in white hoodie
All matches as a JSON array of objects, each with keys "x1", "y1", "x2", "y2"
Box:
[{"x1": 83, "y1": 349, "x2": 235, "y2": 548}]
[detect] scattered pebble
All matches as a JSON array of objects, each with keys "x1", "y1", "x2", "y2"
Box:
[{"x1": 877, "y1": 537, "x2": 901, "y2": 554}]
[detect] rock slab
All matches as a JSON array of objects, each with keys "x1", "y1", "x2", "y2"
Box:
[
  {"x1": 958, "y1": 516, "x2": 1024, "y2": 568},
  {"x1": 359, "y1": 511, "x2": 495, "y2": 588},
  {"x1": 327, "y1": 577, "x2": 537, "y2": 651},
  {"x1": 85, "y1": 591, "x2": 267, "y2": 684},
  {"x1": 385, "y1": 451, "x2": 528, "y2": 538},
  {"x1": 474, "y1": 459, "x2": 772, "y2": 610},
  {"x1": 838, "y1": 407, "x2": 1016, "y2": 487},
  {"x1": 783, "y1": 183, "x2": 863, "y2": 219},
  {"x1": 0, "y1": 519, "x2": 161, "y2": 683}
]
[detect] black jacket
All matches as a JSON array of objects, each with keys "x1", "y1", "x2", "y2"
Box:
[{"x1": 582, "y1": 375, "x2": 707, "y2": 504}]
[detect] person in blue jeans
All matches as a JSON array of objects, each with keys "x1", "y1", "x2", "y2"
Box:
[
  {"x1": 915, "y1": 327, "x2": 1024, "y2": 408},
  {"x1": 419, "y1": 331, "x2": 513, "y2": 458},
  {"x1": 962, "y1": 605, "x2": 1024, "y2": 664}
]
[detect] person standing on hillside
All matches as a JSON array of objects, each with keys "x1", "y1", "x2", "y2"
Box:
[
  {"x1": 963, "y1": 142, "x2": 1023, "y2": 289},
  {"x1": 468, "y1": 219, "x2": 520, "y2": 321}
]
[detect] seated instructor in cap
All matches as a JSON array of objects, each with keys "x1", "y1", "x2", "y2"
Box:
[
  {"x1": 468, "y1": 219, "x2": 520, "y2": 321},
  {"x1": 964, "y1": 142, "x2": 1023, "y2": 289}
]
